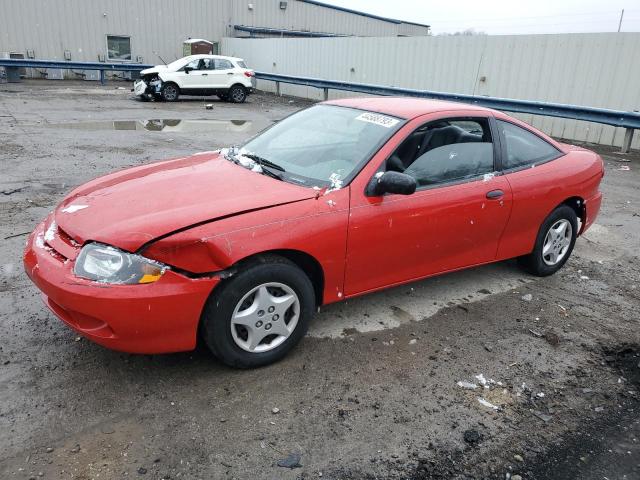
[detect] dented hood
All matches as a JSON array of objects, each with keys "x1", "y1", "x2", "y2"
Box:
[{"x1": 55, "y1": 153, "x2": 316, "y2": 252}]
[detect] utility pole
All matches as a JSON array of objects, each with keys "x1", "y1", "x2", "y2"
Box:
[{"x1": 618, "y1": 9, "x2": 625, "y2": 32}]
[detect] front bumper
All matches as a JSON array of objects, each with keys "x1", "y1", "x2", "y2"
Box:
[
  {"x1": 133, "y1": 79, "x2": 148, "y2": 96},
  {"x1": 23, "y1": 218, "x2": 220, "y2": 354}
]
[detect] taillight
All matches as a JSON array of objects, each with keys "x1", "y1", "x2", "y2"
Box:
[{"x1": 244, "y1": 71, "x2": 254, "y2": 77}]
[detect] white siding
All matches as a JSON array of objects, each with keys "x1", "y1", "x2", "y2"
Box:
[{"x1": 222, "y1": 33, "x2": 640, "y2": 148}]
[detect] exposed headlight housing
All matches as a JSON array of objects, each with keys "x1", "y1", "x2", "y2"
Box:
[{"x1": 74, "y1": 243, "x2": 168, "y2": 285}]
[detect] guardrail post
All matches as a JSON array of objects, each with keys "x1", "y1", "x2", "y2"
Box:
[
  {"x1": 275, "y1": 81, "x2": 280, "y2": 97},
  {"x1": 323, "y1": 87, "x2": 329, "y2": 101},
  {"x1": 99, "y1": 70, "x2": 106, "y2": 86},
  {"x1": 621, "y1": 128, "x2": 634, "y2": 154}
]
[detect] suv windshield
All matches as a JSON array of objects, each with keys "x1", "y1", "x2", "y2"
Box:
[{"x1": 239, "y1": 105, "x2": 403, "y2": 187}]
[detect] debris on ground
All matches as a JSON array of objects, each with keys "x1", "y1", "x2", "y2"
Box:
[
  {"x1": 544, "y1": 330, "x2": 560, "y2": 346},
  {"x1": 529, "y1": 329, "x2": 543, "y2": 338},
  {"x1": 277, "y1": 452, "x2": 302, "y2": 469},
  {"x1": 463, "y1": 429, "x2": 482, "y2": 445},
  {"x1": 477, "y1": 398, "x2": 500, "y2": 410},
  {"x1": 521, "y1": 293, "x2": 533, "y2": 302},
  {"x1": 271, "y1": 407, "x2": 280, "y2": 414},
  {"x1": 1, "y1": 188, "x2": 24, "y2": 195},
  {"x1": 457, "y1": 380, "x2": 479, "y2": 390}
]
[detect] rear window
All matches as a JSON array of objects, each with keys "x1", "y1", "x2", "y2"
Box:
[
  {"x1": 497, "y1": 120, "x2": 560, "y2": 170},
  {"x1": 237, "y1": 60, "x2": 247, "y2": 69}
]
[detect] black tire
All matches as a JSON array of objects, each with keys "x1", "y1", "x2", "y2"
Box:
[
  {"x1": 518, "y1": 205, "x2": 578, "y2": 277},
  {"x1": 228, "y1": 84, "x2": 247, "y2": 103},
  {"x1": 161, "y1": 82, "x2": 180, "y2": 102},
  {"x1": 201, "y1": 255, "x2": 315, "y2": 368}
]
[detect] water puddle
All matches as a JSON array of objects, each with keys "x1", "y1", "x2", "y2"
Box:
[{"x1": 48, "y1": 119, "x2": 269, "y2": 133}]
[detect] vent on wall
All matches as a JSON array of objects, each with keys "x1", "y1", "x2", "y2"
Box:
[{"x1": 280, "y1": 1, "x2": 287, "y2": 9}]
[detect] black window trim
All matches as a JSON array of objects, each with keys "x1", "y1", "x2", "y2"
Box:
[
  {"x1": 373, "y1": 115, "x2": 504, "y2": 194},
  {"x1": 495, "y1": 118, "x2": 565, "y2": 174}
]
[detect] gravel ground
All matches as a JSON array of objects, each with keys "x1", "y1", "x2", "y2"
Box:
[{"x1": 0, "y1": 80, "x2": 639, "y2": 480}]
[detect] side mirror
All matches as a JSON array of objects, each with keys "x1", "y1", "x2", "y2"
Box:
[
  {"x1": 367, "y1": 171, "x2": 417, "y2": 196},
  {"x1": 183, "y1": 66, "x2": 193, "y2": 74}
]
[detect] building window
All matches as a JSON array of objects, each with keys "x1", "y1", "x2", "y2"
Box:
[{"x1": 106, "y1": 35, "x2": 131, "y2": 61}]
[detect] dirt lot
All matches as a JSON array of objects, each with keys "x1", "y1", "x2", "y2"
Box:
[{"x1": 1, "y1": 80, "x2": 639, "y2": 480}]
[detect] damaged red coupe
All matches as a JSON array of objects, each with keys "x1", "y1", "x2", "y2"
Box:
[{"x1": 24, "y1": 98, "x2": 604, "y2": 367}]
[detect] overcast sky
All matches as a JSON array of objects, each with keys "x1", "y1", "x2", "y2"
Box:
[{"x1": 321, "y1": 0, "x2": 640, "y2": 35}]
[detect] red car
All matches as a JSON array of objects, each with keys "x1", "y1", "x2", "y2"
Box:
[{"x1": 24, "y1": 98, "x2": 603, "y2": 367}]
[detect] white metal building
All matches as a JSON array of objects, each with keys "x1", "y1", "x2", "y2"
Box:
[
  {"x1": 0, "y1": 0, "x2": 430, "y2": 65},
  {"x1": 223, "y1": 33, "x2": 640, "y2": 149}
]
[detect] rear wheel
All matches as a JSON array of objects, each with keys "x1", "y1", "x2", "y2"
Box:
[
  {"x1": 161, "y1": 82, "x2": 180, "y2": 102},
  {"x1": 228, "y1": 84, "x2": 247, "y2": 103},
  {"x1": 201, "y1": 256, "x2": 315, "y2": 368},
  {"x1": 518, "y1": 205, "x2": 577, "y2": 276}
]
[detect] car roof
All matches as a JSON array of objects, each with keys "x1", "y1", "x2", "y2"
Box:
[
  {"x1": 324, "y1": 97, "x2": 493, "y2": 120},
  {"x1": 183, "y1": 54, "x2": 244, "y2": 62}
]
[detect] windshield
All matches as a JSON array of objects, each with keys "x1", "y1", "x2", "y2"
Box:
[
  {"x1": 166, "y1": 57, "x2": 194, "y2": 70},
  {"x1": 239, "y1": 105, "x2": 403, "y2": 187}
]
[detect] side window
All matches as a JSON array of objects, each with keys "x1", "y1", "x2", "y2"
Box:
[
  {"x1": 387, "y1": 118, "x2": 494, "y2": 188},
  {"x1": 201, "y1": 58, "x2": 215, "y2": 70},
  {"x1": 183, "y1": 59, "x2": 201, "y2": 70},
  {"x1": 215, "y1": 59, "x2": 233, "y2": 70},
  {"x1": 498, "y1": 120, "x2": 560, "y2": 170}
]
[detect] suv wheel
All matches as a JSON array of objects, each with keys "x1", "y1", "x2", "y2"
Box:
[
  {"x1": 228, "y1": 85, "x2": 247, "y2": 103},
  {"x1": 161, "y1": 83, "x2": 180, "y2": 102}
]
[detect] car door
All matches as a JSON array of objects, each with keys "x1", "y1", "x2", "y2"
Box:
[
  {"x1": 492, "y1": 118, "x2": 568, "y2": 260},
  {"x1": 344, "y1": 113, "x2": 513, "y2": 296},
  {"x1": 209, "y1": 58, "x2": 236, "y2": 88},
  {"x1": 178, "y1": 58, "x2": 206, "y2": 89}
]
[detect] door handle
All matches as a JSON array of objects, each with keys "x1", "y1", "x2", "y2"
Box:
[
  {"x1": 226, "y1": 72, "x2": 234, "y2": 75},
  {"x1": 201, "y1": 73, "x2": 208, "y2": 76},
  {"x1": 486, "y1": 189, "x2": 504, "y2": 199}
]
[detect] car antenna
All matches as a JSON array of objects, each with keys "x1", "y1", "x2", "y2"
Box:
[{"x1": 157, "y1": 54, "x2": 167, "y2": 66}]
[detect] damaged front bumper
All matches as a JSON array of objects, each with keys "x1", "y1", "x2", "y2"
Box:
[
  {"x1": 23, "y1": 217, "x2": 220, "y2": 354},
  {"x1": 133, "y1": 79, "x2": 162, "y2": 97}
]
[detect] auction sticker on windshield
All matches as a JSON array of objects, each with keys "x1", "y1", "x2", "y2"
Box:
[{"x1": 355, "y1": 112, "x2": 400, "y2": 128}]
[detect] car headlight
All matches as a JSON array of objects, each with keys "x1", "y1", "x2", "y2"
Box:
[{"x1": 74, "y1": 243, "x2": 168, "y2": 285}]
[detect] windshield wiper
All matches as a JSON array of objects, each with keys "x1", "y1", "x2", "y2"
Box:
[{"x1": 242, "y1": 154, "x2": 286, "y2": 172}]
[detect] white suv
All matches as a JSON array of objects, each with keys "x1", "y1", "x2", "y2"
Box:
[{"x1": 134, "y1": 55, "x2": 256, "y2": 103}]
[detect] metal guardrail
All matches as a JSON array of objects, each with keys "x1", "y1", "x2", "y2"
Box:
[
  {"x1": 0, "y1": 58, "x2": 154, "y2": 85},
  {"x1": 0, "y1": 60, "x2": 635, "y2": 152},
  {"x1": 256, "y1": 72, "x2": 638, "y2": 153}
]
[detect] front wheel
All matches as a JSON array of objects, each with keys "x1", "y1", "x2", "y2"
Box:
[
  {"x1": 518, "y1": 205, "x2": 578, "y2": 276},
  {"x1": 161, "y1": 83, "x2": 180, "y2": 102},
  {"x1": 201, "y1": 256, "x2": 315, "y2": 368}
]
